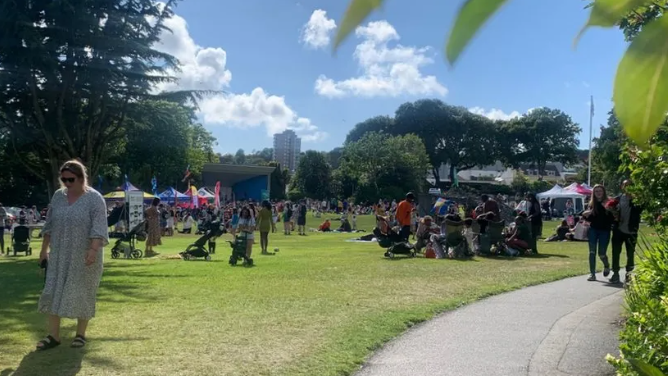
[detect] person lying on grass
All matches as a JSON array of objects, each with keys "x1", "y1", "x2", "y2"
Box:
[{"x1": 545, "y1": 220, "x2": 571, "y2": 242}]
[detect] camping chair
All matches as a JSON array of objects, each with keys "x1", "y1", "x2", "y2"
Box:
[{"x1": 10, "y1": 225, "x2": 32, "y2": 256}]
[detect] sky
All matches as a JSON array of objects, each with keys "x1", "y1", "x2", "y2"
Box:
[{"x1": 154, "y1": 0, "x2": 629, "y2": 155}]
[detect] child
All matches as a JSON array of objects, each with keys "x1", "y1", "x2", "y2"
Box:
[
  {"x1": 230, "y1": 208, "x2": 239, "y2": 237},
  {"x1": 462, "y1": 218, "x2": 475, "y2": 253}
]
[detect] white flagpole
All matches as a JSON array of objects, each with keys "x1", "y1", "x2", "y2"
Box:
[{"x1": 587, "y1": 95, "x2": 594, "y2": 186}]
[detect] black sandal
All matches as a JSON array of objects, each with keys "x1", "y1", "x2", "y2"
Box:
[
  {"x1": 36, "y1": 335, "x2": 61, "y2": 351},
  {"x1": 71, "y1": 334, "x2": 86, "y2": 348}
]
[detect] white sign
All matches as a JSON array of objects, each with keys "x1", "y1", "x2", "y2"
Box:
[
  {"x1": 126, "y1": 191, "x2": 145, "y2": 231},
  {"x1": 428, "y1": 188, "x2": 442, "y2": 195}
]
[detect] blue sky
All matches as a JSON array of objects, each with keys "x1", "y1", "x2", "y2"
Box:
[{"x1": 158, "y1": 0, "x2": 629, "y2": 154}]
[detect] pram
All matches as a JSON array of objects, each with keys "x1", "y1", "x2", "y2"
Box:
[
  {"x1": 110, "y1": 220, "x2": 146, "y2": 259},
  {"x1": 7, "y1": 225, "x2": 32, "y2": 256},
  {"x1": 180, "y1": 220, "x2": 224, "y2": 261},
  {"x1": 373, "y1": 227, "x2": 416, "y2": 258},
  {"x1": 227, "y1": 233, "x2": 254, "y2": 266}
]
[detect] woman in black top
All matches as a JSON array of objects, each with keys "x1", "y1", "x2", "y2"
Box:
[
  {"x1": 526, "y1": 193, "x2": 542, "y2": 254},
  {"x1": 582, "y1": 184, "x2": 613, "y2": 281}
]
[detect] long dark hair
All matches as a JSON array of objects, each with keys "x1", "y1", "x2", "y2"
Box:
[
  {"x1": 589, "y1": 184, "x2": 608, "y2": 215},
  {"x1": 240, "y1": 207, "x2": 251, "y2": 219}
]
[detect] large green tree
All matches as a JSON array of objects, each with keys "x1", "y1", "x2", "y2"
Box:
[
  {"x1": 345, "y1": 116, "x2": 394, "y2": 144},
  {"x1": 338, "y1": 132, "x2": 429, "y2": 202},
  {"x1": 268, "y1": 161, "x2": 289, "y2": 200},
  {"x1": 394, "y1": 99, "x2": 498, "y2": 185},
  {"x1": 0, "y1": 0, "x2": 191, "y2": 194},
  {"x1": 501, "y1": 108, "x2": 580, "y2": 174},
  {"x1": 290, "y1": 150, "x2": 332, "y2": 199}
]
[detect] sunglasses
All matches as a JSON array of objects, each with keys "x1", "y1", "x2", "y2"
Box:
[{"x1": 60, "y1": 177, "x2": 76, "y2": 184}]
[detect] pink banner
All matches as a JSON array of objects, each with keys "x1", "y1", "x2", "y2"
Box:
[{"x1": 214, "y1": 181, "x2": 221, "y2": 209}]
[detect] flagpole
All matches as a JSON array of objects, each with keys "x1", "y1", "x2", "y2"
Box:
[{"x1": 587, "y1": 95, "x2": 594, "y2": 186}]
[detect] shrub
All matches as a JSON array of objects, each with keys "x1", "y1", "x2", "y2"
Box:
[{"x1": 608, "y1": 235, "x2": 668, "y2": 376}]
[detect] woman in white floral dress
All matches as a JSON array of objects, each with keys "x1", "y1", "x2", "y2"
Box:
[{"x1": 36, "y1": 160, "x2": 109, "y2": 350}]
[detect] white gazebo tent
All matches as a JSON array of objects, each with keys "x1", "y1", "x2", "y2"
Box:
[{"x1": 537, "y1": 184, "x2": 586, "y2": 215}]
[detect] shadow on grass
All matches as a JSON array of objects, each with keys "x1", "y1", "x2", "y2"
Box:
[
  {"x1": 0, "y1": 346, "x2": 126, "y2": 376},
  {"x1": 0, "y1": 259, "x2": 157, "y2": 351}
]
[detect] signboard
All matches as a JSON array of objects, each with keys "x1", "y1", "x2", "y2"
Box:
[
  {"x1": 126, "y1": 191, "x2": 145, "y2": 231},
  {"x1": 428, "y1": 188, "x2": 442, "y2": 195}
]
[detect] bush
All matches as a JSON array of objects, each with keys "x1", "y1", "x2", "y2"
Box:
[{"x1": 608, "y1": 236, "x2": 668, "y2": 376}]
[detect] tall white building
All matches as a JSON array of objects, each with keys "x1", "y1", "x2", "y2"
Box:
[{"x1": 273, "y1": 130, "x2": 301, "y2": 171}]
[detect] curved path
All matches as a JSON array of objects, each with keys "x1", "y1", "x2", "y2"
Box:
[{"x1": 356, "y1": 274, "x2": 625, "y2": 376}]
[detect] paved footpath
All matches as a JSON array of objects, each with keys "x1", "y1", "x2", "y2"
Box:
[{"x1": 357, "y1": 275, "x2": 625, "y2": 376}]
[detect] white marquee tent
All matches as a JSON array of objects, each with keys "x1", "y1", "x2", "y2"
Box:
[{"x1": 536, "y1": 184, "x2": 586, "y2": 214}]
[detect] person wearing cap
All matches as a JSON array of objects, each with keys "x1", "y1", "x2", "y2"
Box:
[{"x1": 396, "y1": 192, "x2": 416, "y2": 241}]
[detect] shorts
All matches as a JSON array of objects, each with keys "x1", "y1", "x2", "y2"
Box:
[
  {"x1": 241, "y1": 232, "x2": 255, "y2": 241},
  {"x1": 297, "y1": 217, "x2": 306, "y2": 226}
]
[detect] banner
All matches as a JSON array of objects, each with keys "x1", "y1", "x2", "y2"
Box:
[
  {"x1": 261, "y1": 189, "x2": 269, "y2": 201},
  {"x1": 214, "y1": 181, "x2": 221, "y2": 209},
  {"x1": 191, "y1": 185, "x2": 198, "y2": 209},
  {"x1": 151, "y1": 176, "x2": 158, "y2": 195}
]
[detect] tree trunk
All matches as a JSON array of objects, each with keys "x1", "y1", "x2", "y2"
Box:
[{"x1": 431, "y1": 167, "x2": 440, "y2": 186}]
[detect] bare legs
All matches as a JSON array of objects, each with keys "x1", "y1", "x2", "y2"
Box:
[
  {"x1": 245, "y1": 239, "x2": 253, "y2": 259},
  {"x1": 36, "y1": 315, "x2": 90, "y2": 348}
]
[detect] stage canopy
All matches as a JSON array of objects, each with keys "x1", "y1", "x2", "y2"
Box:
[
  {"x1": 201, "y1": 164, "x2": 274, "y2": 202},
  {"x1": 104, "y1": 190, "x2": 157, "y2": 201}
]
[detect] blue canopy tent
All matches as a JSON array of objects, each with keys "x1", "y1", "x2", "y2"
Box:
[{"x1": 158, "y1": 187, "x2": 190, "y2": 204}]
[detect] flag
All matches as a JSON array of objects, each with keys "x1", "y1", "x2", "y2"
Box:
[
  {"x1": 151, "y1": 176, "x2": 158, "y2": 195},
  {"x1": 214, "y1": 181, "x2": 221, "y2": 209},
  {"x1": 590, "y1": 95, "x2": 595, "y2": 117},
  {"x1": 190, "y1": 185, "x2": 198, "y2": 209},
  {"x1": 452, "y1": 167, "x2": 459, "y2": 187},
  {"x1": 124, "y1": 174, "x2": 129, "y2": 192},
  {"x1": 433, "y1": 198, "x2": 447, "y2": 208},
  {"x1": 181, "y1": 165, "x2": 191, "y2": 182}
]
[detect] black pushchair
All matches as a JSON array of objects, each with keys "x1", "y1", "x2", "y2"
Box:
[
  {"x1": 181, "y1": 220, "x2": 224, "y2": 261},
  {"x1": 8, "y1": 225, "x2": 32, "y2": 256},
  {"x1": 227, "y1": 233, "x2": 254, "y2": 266},
  {"x1": 373, "y1": 227, "x2": 416, "y2": 258},
  {"x1": 110, "y1": 220, "x2": 146, "y2": 259}
]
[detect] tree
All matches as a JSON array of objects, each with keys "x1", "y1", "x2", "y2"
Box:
[
  {"x1": 338, "y1": 132, "x2": 429, "y2": 202},
  {"x1": 502, "y1": 108, "x2": 580, "y2": 174},
  {"x1": 345, "y1": 116, "x2": 393, "y2": 144},
  {"x1": 589, "y1": 111, "x2": 626, "y2": 187},
  {"x1": 0, "y1": 0, "x2": 191, "y2": 195},
  {"x1": 290, "y1": 150, "x2": 332, "y2": 199},
  {"x1": 219, "y1": 154, "x2": 235, "y2": 164},
  {"x1": 394, "y1": 99, "x2": 498, "y2": 185},
  {"x1": 234, "y1": 149, "x2": 246, "y2": 165},
  {"x1": 268, "y1": 162, "x2": 289, "y2": 200},
  {"x1": 325, "y1": 147, "x2": 344, "y2": 169}
]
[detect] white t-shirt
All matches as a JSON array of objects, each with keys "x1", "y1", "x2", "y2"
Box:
[{"x1": 183, "y1": 216, "x2": 195, "y2": 229}]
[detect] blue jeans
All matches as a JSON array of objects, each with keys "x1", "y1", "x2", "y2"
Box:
[{"x1": 588, "y1": 228, "x2": 611, "y2": 275}]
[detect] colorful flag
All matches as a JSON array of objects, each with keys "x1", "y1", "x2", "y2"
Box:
[
  {"x1": 214, "y1": 181, "x2": 221, "y2": 209},
  {"x1": 433, "y1": 198, "x2": 447, "y2": 208},
  {"x1": 123, "y1": 174, "x2": 129, "y2": 192},
  {"x1": 181, "y1": 165, "x2": 191, "y2": 183},
  {"x1": 190, "y1": 185, "x2": 198, "y2": 209}
]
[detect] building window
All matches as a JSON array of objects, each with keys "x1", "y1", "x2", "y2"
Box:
[{"x1": 547, "y1": 170, "x2": 555, "y2": 176}]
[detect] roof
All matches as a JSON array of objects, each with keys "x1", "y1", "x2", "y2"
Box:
[{"x1": 202, "y1": 163, "x2": 274, "y2": 187}]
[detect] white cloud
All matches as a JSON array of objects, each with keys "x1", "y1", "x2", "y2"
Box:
[
  {"x1": 314, "y1": 20, "x2": 447, "y2": 98},
  {"x1": 152, "y1": 8, "x2": 326, "y2": 142},
  {"x1": 469, "y1": 107, "x2": 521, "y2": 121},
  {"x1": 300, "y1": 9, "x2": 337, "y2": 49}
]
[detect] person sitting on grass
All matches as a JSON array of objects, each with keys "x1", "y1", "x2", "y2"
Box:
[
  {"x1": 545, "y1": 220, "x2": 571, "y2": 242},
  {"x1": 319, "y1": 219, "x2": 332, "y2": 232},
  {"x1": 506, "y1": 216, "x2": 532, "y2": 255},
  {"x1": 414, "y1": 216, "x2": 439, "y2": 252}
]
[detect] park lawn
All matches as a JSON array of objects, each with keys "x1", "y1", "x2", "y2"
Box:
[{"x1": 1, "y1": 215, "x2": 596, "y2": 376}]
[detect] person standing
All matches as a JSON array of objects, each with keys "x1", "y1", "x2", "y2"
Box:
[
  {"x1": 36, "y1": 160, "x2": 109, "y2": 350},
  {"x1": 0, "y1": 202, "x2": 6, "y2": 255},
  {"x1": 257, "y1": 201, "x2": 275, "y2": 255},
  {"x1": 238, "y1": 207, "x2": 256, "y2": 260},
  {"x1": 144, "y1": 198, "x2": 162, "y2": 257},
  {"x1": 583, "y1": 184, "x2": 613, "y2": 281},
  {"x1": 297, "y1": 200, "x2": 307, "y2": 236},
  {"x1": 526, "y1": 193, "x2": 543, "y2": 254},
  {"x1": 610, "y1": 180, "x2": 643, "y2": 284},
  {"x1": 396, "y1": 192, "x2": 415, "y2": 241}
]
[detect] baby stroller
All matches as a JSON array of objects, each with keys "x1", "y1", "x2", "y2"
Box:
[
  {"x1": 373, "y1": 227, "x2": 416, "y2": 258},
  {"x1": 110, "y1": 220, "x2": 146, "y2": 259},
  {"x1": 227, "y1": 233, "x2": 254, "y2": 266},
  {"x1": 8, "y1": 225, "x2": 32, "y2": 256},
  {"x1": 180, "y1": 220, "x2": 224, "y2": 261}
]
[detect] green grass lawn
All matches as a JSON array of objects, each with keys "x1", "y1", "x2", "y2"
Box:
[{"x1": 1, "y1": 215, "x2": 599, "y2": 376}]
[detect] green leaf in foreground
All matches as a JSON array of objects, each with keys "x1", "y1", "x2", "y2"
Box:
[
  {"x1": 445, "y1": 0, "x2": 510, "y2": 65},
  {"x1": 575, "y1": 0, "x2": 652, "y2": 45},
  {"x1": 333, "y1": 0, "x2": 384, "y2": 52},
  {"x1": 627, "y1": 358, "x2": 666, "y2": 376},
  {"x1": 613, "y1": 15, "x2": 668, "y2": 145}
]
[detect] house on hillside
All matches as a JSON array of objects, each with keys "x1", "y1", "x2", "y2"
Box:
[{"x1": 427, "y1": 161, "x2": 584, "y2": 186}]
